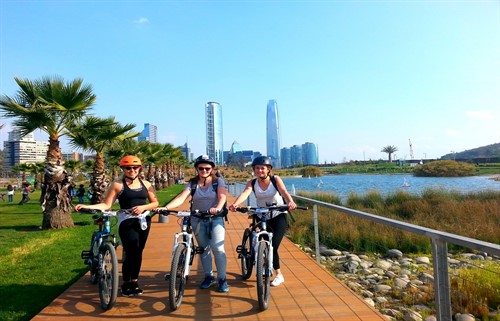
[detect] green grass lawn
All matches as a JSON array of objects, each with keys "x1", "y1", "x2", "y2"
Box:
[{"x1": 0, "y1": 184, "x2": 183, "y2": 321}]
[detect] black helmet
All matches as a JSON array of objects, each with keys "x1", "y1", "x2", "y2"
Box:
[
  {"x1": 252, "y1": 156, "x2": 272, "y2": 168},
  {"x1": 194, "y1": 155, "x2": 215, "y2": 168}
]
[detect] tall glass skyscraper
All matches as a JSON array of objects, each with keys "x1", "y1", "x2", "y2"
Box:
[
  {"x1": 266, "y1": 99, "x2": 281, "y2": 168},
  {"x1": 205, "y1": 102, "x2": 224, "y2": 165}
]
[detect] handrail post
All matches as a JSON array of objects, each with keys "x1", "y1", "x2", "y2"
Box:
[
  {"x1": 431, "y1": 238, "x2": 452, "y2": 321},
  {"x1": 313, "y1": 204, "x2": 320, "y2": 264}
]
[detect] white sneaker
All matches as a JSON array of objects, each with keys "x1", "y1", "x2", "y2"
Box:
[{"x1": 271, "y1": 274, "x2": 284, "y2": 287}]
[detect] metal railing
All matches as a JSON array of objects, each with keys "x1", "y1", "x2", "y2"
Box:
[{"x1": 227, "y1": 182, "x2": 500, "y2": 321}]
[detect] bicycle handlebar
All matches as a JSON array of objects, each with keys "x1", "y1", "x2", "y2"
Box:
[
  {"x1": 235, "y1": 205, "x2": 308, "y2": 214},
  {"x1": 77, "y1": 208, "x2": 151, "y2": 216},
  {"x1": 153, "y1": 209, "x2": 212, "y2": 218}
]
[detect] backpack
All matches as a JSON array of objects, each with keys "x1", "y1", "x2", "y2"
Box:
[
  {"x1": 251, "y1": 176, "x2": 295, "y2": 224},
  {"x1": 189, "y1": 178, "x2": 229, "y2": 221}
]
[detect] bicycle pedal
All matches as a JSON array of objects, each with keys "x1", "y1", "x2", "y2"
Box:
[
  {"x1": 164, "y1": 273, "x2": 170, "y2": 281},
  {"x1": 195, "y1": 246, "x2": 204, "y2": 254},
  {"x1": 81, "y1": 251, "x2": 90, "y2": 260},
  {"x1": 236, "y1": 245, "x2": 243, "y2": 253}
]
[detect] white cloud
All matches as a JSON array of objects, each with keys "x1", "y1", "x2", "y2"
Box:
[
  {"x1": 464, "y1": 110, "x2": 492, "y2": 121},
  {"x1": 133, "y1": 17, "x2": 149, "y2": 24}
]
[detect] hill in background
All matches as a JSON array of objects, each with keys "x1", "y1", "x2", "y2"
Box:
[{"x1": 440, "y1": 142, "x2": 500, "y2": 160}]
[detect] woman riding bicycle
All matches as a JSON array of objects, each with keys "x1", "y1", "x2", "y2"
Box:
[
  {"x1": 75, "y1": 155, "x2": 159, "y2": 297},
  {"x1": 229, "y1": 156, "x2": 296, "y2": 287},
  {"x1": 154, "y1": 155, "x2": 229, "y2": 293}
]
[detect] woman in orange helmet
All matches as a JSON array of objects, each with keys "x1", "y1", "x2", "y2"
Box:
[{"x1": 75, "y1": 155, "x2": 159, "y2": 297}]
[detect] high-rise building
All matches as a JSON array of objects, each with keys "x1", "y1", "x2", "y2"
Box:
[
  {"x1": 280, "y1": 147, "x2": 292, "y2": 168},
  {"x1": 181, "y1": 142, "x2": 192, "y2": 162},
  {"x1": 138, "y1": 123, "x2": 157, "y2": 143},
  {"x1": 291, "y1": 144, "x2": 303, "y2": 166},
  {"x1": 205, "y1": 102, "x2": 224, "y2": 165},
  {"x1": 266, "y1": 99, "x2": 281, "y2": 168},
  {"x1": 302, "y1": 142, "x2": 319, "y2": 165},
  {"x1": 2, "y1": 129, "x2": 49, "y2": 172}
]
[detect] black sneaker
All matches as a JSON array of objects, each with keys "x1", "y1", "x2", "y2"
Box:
[
  {"x1": 121, "y1": 282, "x2": 134, "y2": 297},
  {"x1": 131, "y1": 281, "x2": 144, "y2": 295}
]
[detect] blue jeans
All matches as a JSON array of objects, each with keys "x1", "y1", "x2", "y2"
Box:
[{"x1": 191, "y1": 216, "x2": 227, "y2": 280}]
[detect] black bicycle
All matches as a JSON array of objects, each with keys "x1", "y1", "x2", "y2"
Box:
[
  {"x1": 79, "y1": 208, "x2": 122, "y2": 310},
  {"x1": 154, "y1": 209, "x2": 210, "y2": 311},
  {"x1": 235, "y1": 204, "x2": 307, "y2": 311}
]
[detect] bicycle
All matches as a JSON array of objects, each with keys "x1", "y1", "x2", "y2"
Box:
[
  {"x1": 79, "y1": 208, "x2": 123, "y2": 310},
  {"x1": 153, "y1": 209, "x2": 210, "y2": 311},
  {"x1": 235, "y1": 204, "x2": 308, "y2": 311}
]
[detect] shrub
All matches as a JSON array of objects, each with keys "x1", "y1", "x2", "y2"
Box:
[
  {"x1": 413, "y1": 160, "x2": 476, "y2": 177},
  {"x1": 299, "y1": 166, "x2": 323, "y2": 177}
]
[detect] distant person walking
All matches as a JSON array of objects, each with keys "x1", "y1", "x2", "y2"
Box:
[
  {"x1": 19, "y1": 183, "x2": 31, "y2": 205},
  {"x1": 76, "y1": 184, "x2": 85, "y2": 204},
  {"x1": 7, "y1": 184, "x2": 14, "y2": 202}
]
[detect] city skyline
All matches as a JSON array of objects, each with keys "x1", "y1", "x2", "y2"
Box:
[{"x1": 1, "y1": 2, "x2": 498, "y2": 162}]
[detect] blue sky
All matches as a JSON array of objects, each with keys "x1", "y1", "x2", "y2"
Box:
[{"x1": 1, "y1": 0, "x2": 499, "y2": 163}]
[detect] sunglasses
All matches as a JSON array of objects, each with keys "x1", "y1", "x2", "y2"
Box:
[
  {"x1": 197, "y1": 167, "x2": 212, "y2": 171},
  {"x1": 124, "y1": 166, "x2": 141, "y2": 170}
]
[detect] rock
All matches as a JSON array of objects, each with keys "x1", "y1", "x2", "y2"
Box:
[
  {"x1": 373, "y1": 284, "x2": 392, "y2": 293},
  {"x1": 415, "y1": 256, "x2": 430, "y2": 265},
  {"x1": 403, "y1": 310, "x2": 423, "y2": 321},
  {"x1": 364, "y1": 298, "x2": 375, "y2": 306},
  {"x1": 455, "y1": 313, "x2": 476, "y2": 321},
  {"x1": 388, "y1": 249, "x2": 403, "y2": 258},
  {"x1": 374, "y1": 259, "x2": 393, "y2": 270},
  {"x1": 419, "y1": 272, "x2": 434, "y2": 284}
]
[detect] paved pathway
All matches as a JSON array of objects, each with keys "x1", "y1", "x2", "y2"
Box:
[{"x1": 32, "y1": 194, "x2": 386, "y2": 321}]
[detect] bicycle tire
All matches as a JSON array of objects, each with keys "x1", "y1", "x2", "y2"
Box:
[
  {"x1": 169, "y1": 243, "x2": 188, "y2": 311},
  {"x1": 98, "y1": 242, "x2": 119, "y2": 310},
  {"x1": 256, "y1": 241, "x2": 271, "y2": 311},
  {"x1": 89, "y1": 233, "x2": 99, "y2": 284},
  {"x1": 240, "y1": 228, "x2": 253, "y2": 279}
]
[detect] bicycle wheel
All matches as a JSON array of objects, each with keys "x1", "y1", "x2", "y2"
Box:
[
  {"x1": 256, "y1": 241, "x2": 271, "y2": 311},
  {"x1": 89, "y1": 234, "x2": 99, "y2": 284},
  {"x1": 169, "y1": 243, "x2": 188, "y2": 311},
  {"x1": 240, "y1": 228, "x2": 253, "y2": 279},
  {"x1": 98, "y1": 242, "x2": 119, "y2": 310}
]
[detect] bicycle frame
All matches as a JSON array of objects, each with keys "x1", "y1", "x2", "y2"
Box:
[
  {"x1": 250, "y1": 209, "x2": 274, "y2": 277},
  {"x1": 155, "y1": 209, "x2": 209, "y2": 311},
  {"x1": 172, "y1": 212, "x2": 196, "y2": 278}
]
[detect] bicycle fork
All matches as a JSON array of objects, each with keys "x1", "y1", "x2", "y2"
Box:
[
  {"x1": 253, "y1": 231, "x2": 274, "y2": 277},
  {"x1": 173, "y1": 232, "x2": 194, "y2": 278}
]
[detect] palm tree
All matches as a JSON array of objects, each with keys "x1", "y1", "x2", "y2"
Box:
[
  {"x1": 0, "y1": 76, "x2": 96, "y2": 229},
  {"x1": 66, "y1": 116, "x2": 139, "y2": 203},
  {"x1": 11, "y1": 163, "x2": 33, "y2": 184},
  {"x1": 381, "y1": 145, "x2": 398, "y2": 162}
]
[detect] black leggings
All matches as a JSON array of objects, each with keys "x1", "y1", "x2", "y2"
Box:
[
  {"x1": 266, "y1": 213, "x2": 288, "y2": 270},
  {"x1": 118, "y1": 216, "x2": 151, "y2": 281}
]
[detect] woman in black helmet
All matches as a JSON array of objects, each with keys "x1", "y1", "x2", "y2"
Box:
[
  {"x1": 154, "y1": 155, "x2": 229, "y2": 292},
  {"x1": 229, "y1": 156, "x2": 296, "y2": 287},
  {"x1": 76, "y1": 155, "x2": 159, "y2": 297}
]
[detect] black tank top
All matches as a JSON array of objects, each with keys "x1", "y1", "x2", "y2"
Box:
[{"x1": 118, "y1": 179, "x2": 148, "y2": 209}]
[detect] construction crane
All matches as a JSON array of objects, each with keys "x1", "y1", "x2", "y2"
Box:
[{"x1": 409, "y1": 139, "x2": 414, "y2": 160}]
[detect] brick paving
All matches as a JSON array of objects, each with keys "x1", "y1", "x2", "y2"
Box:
[{"x1": 31, "y1": 194, "x2": 386, "y2": 321}]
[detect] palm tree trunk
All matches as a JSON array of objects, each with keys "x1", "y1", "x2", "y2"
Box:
[{"x1": 41, "y1": 138, "x2": 74, "y2": 229}]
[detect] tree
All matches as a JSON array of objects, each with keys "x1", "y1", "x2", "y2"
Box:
[
  {"x1": 0, "y1": 76, "x2": 96, "y2": 229},
  {"x1": 66, "y1": 116, "x2": 139, "y2": 203},
  {"x1": 381, "y1": 145, "x2": 398, "y2": 162}
]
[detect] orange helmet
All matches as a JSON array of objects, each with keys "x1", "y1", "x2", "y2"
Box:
[{"x1": 119, "y1": 155, "x2": 142, "y2": 167}]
